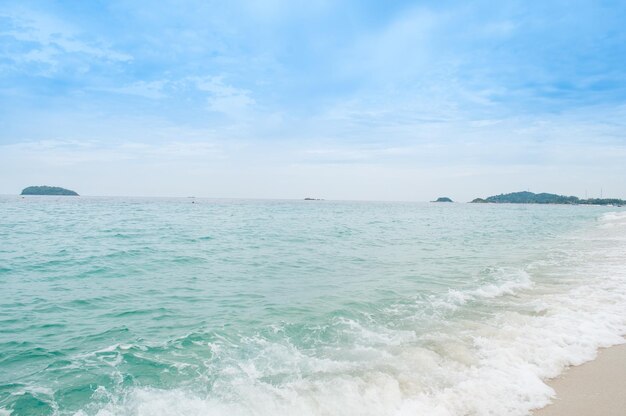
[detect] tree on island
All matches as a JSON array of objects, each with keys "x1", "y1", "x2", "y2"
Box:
[
  {"x1": 470, "y1": 191, "x2": 625, "y2": 206},
  {"x1": 21, "y1": 186, "x2": 79, "y2": 196}
]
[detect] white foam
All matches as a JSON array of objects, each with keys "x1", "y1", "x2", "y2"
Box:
[
  {"x1": 435, "y1": 268, "x2": 534, "y2": 311},
  {"x1": 600, "y1": 211, "x2": 626, "y2": 222}
]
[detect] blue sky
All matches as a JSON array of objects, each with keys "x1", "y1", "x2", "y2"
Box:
[{"x1": 1, "y1": 0, "x2": 625, "y2": 200}]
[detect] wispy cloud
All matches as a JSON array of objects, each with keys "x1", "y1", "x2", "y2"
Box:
[
  {"x1": 0, "y1": 7, "x2": 131, "y2": 77},
  {"x1": 0, "y1": 139, "x2": 223, "y2": 166},
  {"x1": 103, "y1": 80, "x2": 168, "y2": 99},
  {"x1": 190, "y1": 76, "x2": 256, "y2": 117}
]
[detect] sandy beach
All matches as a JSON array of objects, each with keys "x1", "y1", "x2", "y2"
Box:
[{"x1": 534, "y1": 342, "x2": 626, "y2": 416}]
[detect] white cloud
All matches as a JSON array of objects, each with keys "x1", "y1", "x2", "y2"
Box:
[
  {"x1": 93, "y1": 76, "x2": 257, "y2": 115},
  {"x1": 104, "y1": 80, "x2": 168, "y2": 99},
  {"x1": 191, "y1": 76, "x2": 256, "y2": 117},
  {"x1": 0, "y1": 139, "x2": 223, "y2": 167},
  {"x1": 0, "y1": 7, "x2": 132, "y2": 75}
]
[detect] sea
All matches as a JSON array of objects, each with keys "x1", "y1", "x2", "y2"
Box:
[{"x1": 1, "y1": 196, "x2": 625, "y2": 416}]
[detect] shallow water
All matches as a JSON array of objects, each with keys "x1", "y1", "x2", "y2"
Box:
[{"x1": 1, "y1": 197, "x2": 625, "y2": 415}]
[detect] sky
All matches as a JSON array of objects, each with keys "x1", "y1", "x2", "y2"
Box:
[{"x1": 1, "y1": 0, "x2": 625, "y2": 201}]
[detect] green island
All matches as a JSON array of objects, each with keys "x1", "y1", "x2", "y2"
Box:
[
  {"x1": 470, "y1": 191, "x2": 624, "y2": 206},
  {"x1": 433, "y1": 197, "x2": 454, "y2": 202},
  {"x1": 21, "y1": 186, "x2": 79, "y2": 196}
]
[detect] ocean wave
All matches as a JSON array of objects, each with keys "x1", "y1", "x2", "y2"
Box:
[
  {"x1": 600, "y1": 211, "x2": 626, "y2": 222},
  {"x1": 79, "y1": 259, "x2": 626, "y2": 416},
  {"x1": 599, "y1": 211, "x2": 626, "y2": 229},
  {"x1": 434, "y1": 268, "x2": 534, "y2": 311}
]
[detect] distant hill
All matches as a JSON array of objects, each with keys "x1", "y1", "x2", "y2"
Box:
[
  {"x1": 21, "y1": 186, "x2": 79, "y2": 196},
  {"x1": 433, "y1": 197, "x2": 453, "y2": 202},
  {"x1": 470, "y1": 191, "x2": 625, "y2": 206},
  {"x1": 476, "y1": 191, "x2": 579, "y2": 204}
]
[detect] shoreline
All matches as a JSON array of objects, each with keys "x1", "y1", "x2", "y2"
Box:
[{"x1": 533, "y1": 341, "x2": 626, "y2": 416}]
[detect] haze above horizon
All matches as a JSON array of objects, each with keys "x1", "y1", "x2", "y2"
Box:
[{"x1": 1, "y1": 1, "x2": 625, "y2": 200}]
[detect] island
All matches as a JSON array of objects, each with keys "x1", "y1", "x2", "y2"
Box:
[
  {"x1": 470, "y1": 191, "x2": 625, "y2": 206},
  {"x1": 21, "y1": 186, "x2": 79, "y2": 196},
  {"x1": 304, "y1": 197, "x2": 324, "y2": 201},
  {"x1": 432, "y1": 197, "x2": 453, "y2": 203}
]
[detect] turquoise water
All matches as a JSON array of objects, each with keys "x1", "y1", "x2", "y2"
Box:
[{"x1": 1, "y1": 197, "x2": 625, "y2": 416}]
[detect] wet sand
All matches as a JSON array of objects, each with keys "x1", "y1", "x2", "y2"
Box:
[{"x1": 533, "y1": 342, "x2": 626, "y2": 416}]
